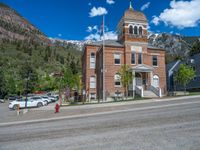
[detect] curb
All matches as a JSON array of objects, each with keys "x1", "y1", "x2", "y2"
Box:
[{"x1": 34, "y1": 95, "x2": 200, "y2": 111}]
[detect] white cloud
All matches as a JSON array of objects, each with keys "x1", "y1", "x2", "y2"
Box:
[
  {"x1": 104, "y1": 31, "x2": 117, "y2": 40},
  {"x1": 152, "y1": 16, "x2": 160, "y2": 26},
  {"x1": 151, "y1": 0, "x2": 200, "y2": 28},
  {"x1": 87, "y1": 25, "x2": 98, "y2": 32},
  {"x1": 141, "y1": 2, "x2": 150, "y2": 11},
  {"x1": 58, "y1": 34, "x2": 62, "y2": 37},
  {"x1": 106, "y1": 0, "x2": 115, "y2": 5},
  {"x1": 85, "y1": 33, "x2": 101, "y2": 41},
  {"x1": 85, "y1": 31, "x2": 117, "y2": 41},
  {"x1": 89, "y1": 7, "x2": 108, "y2": 17}
]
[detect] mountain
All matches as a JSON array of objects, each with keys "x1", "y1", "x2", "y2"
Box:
[
  {"x1": 148, "y1": 33, "x2": 200, "y2": 58},
  {"x1": 0, "y1": 3, "x2": 82, "y2": 97},
  {"x1": 0, "y1": 3, "x2": 50, "y2": 44},
  {"x1": 49, "y1": 38, "x2": 91, "y2": 51}
]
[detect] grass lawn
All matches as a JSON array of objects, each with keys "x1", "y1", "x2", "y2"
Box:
[{"x1": 189, "y1": 92, "x2": 200, "y2": 96}]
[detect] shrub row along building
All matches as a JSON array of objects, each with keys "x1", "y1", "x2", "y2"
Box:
[{"x1": 82, "y1": 2, "x2": 167, "y2": 101}]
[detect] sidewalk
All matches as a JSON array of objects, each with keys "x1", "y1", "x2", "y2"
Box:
[
  {"x1": 34, "y1": 95, "x2": 200, "y2": 111},
  {"x1": 1, "y1": 95, "x2": 200, "y2": 125}
]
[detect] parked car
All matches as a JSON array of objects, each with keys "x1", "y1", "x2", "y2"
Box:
[
  {"x1": 8, "y1": 95, "x2": 22, "y2": 101},
  {"x1": 30, "y1": 96, "x2": 48, "y2": 105},
  {"x1": 0, "y1": 99, "x2": 5, "y2": 103},
  {"x1": 41, "y1": 96, "x2": 52, "y2": 104},
  {"x1": 48, "y1": 95, "x2": 58, "y2": 102},
  {"x1": 9, "y1": 98, "x2": 45, "y2": 110}
]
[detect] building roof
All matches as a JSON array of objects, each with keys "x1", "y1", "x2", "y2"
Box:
[
  {"x1": 166, "y1": 60, "x2": 181, "y2": 72},
  {"x1": 167, "y1": 53, "x2": 200, "y2": 72},
  {"x1": 86, "y1": 40, "x2": 123, "y2": 47},
  {"x1": 190, "y1": 53, "x2": 200, "y2": 63},
  {"x1": 123, "y1": 9, "x2": 147, "y2": 22},
  {"x1": 86, "y1": 40, "x2": 165, "y2": 51}
]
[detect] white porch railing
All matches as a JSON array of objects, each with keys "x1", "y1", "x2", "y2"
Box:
[
  {"x1": 150, "y1": 86, "x2": 162, "y2": 97},
  {"x1": 136, "y1": 86, "x2": 144, "y2": 97}
]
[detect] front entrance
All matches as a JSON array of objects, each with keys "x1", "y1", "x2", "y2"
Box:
[
  {"x1": 135, "y1": 72, "x2": 148, "y2": 90},
  {"x1": 135, "y1": 73, "x2": 142, "y2": 86}
]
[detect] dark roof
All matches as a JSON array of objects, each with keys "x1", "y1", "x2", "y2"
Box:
[
  {"x1": 166, "y1": 60, "x2": 180, "y2": 71},
  {"x1": 147, "y1": 45, "x2": 165, "y2": 51},
  {"x1": 86, "y1": 40, "x2": 123, "y2": 47},
  {"x1": 190, "y1": 53, "x2": 200, "y2": 63}
]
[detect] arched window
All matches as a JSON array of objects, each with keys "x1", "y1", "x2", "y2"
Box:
[
  {"x1": 139, "y1": 26, "x2": 142, "y2": 35},
  {"x1": 153, "y1": 75, "x2": 159, "y2": 87},
  {"x1": 114, "y1": 74, "x2": 121, "y2": 87},
  {"x1": 129, "y1": 25, "x2": 133, "y2": 34},
  {"x1": 134, "y1": 26, "x2": 138, "y2": 35}
]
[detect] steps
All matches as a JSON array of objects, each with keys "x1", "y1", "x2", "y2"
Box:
[{"x1": 143, "y1": 90, "x2": 158, "y2": 98}]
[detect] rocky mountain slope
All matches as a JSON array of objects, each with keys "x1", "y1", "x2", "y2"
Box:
[{"x1": 0, "y1": 3, "x2": 50, "y2": 44}]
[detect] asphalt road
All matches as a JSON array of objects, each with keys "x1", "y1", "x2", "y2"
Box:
[{"x1": 0, "y1": 98, "x2": 200, "y2": 150}]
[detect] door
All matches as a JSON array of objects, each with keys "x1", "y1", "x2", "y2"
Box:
[
  {"x1": 135, "y1": 73, "x2": 142, "y2": 86},
  {"x1": 153, "y1": 75, "x2": 159, "y2": 87}
]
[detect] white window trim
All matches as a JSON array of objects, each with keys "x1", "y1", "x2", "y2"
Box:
[
  {"x1": 114, "y1": 53, "x2": 121, "y2": 65},
  {"x1": 131, "y1": 52, "x2": 136, "y2": 65},
  {"x1": 114, "y1": 74, "x2": 122, "y2": 87},
  {"x1": 90, "y1": 76, "x2": 96, "y2": 89},
  {"x1": 152, "y1": 55, "x2": 158, "y2": 67},
  {"x1": 90, "y1": 52, "x2": 96, "y2": 69}
]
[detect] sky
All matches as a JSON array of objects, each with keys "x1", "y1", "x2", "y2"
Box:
[{"x1": 1, "y1": 0, "x2": 200, "y2": 40}]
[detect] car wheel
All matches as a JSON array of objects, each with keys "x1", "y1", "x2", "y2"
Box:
[
  {"x1": 45, "y1": 100, "x2": 48, "y2": 105},
  {"x1": 37, "y1": 102, "x2": 43, "y2": 107},
  {"x1": 13, "y1": 105, "x2": 18, "y2": 110}
]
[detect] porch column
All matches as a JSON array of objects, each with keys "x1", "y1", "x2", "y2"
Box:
[
  {"x1": 150, "y1": 71, "x2": 153, "y2": 86},
  {"x1": 132, "y1": 71, "x2": 136, "y2": 96}
]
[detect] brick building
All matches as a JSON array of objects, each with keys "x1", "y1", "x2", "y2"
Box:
[{"x1": 82, "y1": 3, "x2": 167, "y2": 101}]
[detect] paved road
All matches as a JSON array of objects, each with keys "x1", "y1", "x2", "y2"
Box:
[{"x1": 0, "y1": 98, "x2": 200, "y2": 150}]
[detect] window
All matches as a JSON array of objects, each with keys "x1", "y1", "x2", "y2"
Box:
[
  {"x1": 131, "y1": 52, "x2": 136, "y2": 64},
  {"x1": 90, "y1": 52, "x2": 95, "y2": 69},
  {"x1": 129, "y1": 26, "x2": 133, "y2": 34},
  {"x1": 114, "y1": 74, "x2": 121, "y2": 87},
  {"x1": 153, "y1": 75, "x2": 159, "y2": 87},
  {"x1": 138, "y1": 53, "x2": 142, "y2": 64},
  {"x1": 152, "y1": 55, "x2": 158, "y2": 66},
  {"x1": 139, "y1": 27, "x2": 142, "y2": 35},
  {"x1": 134, "y1": 26, "x2": 138, "y2": 35},
  {"x1": 114, "y1": 54, "x2": 121, "y2": 65},
  {"x1": 90, "y1": 76, "x2": 96, "y2": 89}
]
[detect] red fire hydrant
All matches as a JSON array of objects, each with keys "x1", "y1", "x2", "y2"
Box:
[{"x1": 55, "y1": 103, "x2": 60, "y2": 113}]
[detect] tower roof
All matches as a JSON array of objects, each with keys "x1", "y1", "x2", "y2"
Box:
[{"x1": 123, "y1": 9, "x2": 147, "y2": 22}]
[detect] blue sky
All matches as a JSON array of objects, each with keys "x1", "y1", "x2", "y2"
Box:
[{"x1": 1, "y1": 0, "x2": 200, "y2": 40}]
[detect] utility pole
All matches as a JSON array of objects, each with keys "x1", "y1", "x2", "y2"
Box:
[{"x1": 102, "y1": 15, "x2": 106, "y2": 102}]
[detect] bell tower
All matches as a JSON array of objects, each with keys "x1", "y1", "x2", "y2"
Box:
[{"x1": 117, "y1": 0, "x2": 148, "y2": 44}]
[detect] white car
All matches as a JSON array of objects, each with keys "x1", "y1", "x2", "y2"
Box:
[
  {"x1": 31, "y1": 96, "x2": 48, "y2": 105},
  {"x1": 9, "y1": 99, "x2": 45, "y2": 110},
  {"x1": 41, "y1": 96, "x2": 52, "y2": 104}
]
